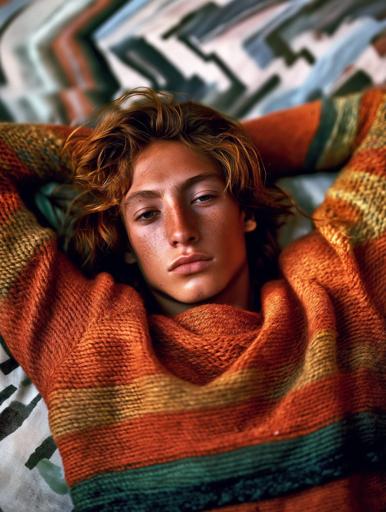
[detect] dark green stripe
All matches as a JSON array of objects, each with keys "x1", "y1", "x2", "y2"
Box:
[
  {"x1": 305, "y1": 96, "x2": 337, "y2": 172},
  {"x1": 71, "y1": 412, "x2": 386, "y2": 512}
]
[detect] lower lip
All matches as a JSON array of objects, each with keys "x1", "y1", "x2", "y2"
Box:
[{"x1": 171, "y1": 259, "x2": 212, "y2": 275}]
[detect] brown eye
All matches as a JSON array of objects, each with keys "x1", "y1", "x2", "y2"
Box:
[
  {"x1": 136, "y1": 210, "x2": 158, "y2": 221},
  {"x1": 193, "y1": 194, "x2": 216, "y2": 203}
]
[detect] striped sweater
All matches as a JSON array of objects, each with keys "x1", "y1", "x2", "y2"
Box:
[{"x1": 0, "y1": 88, "x2": 385, "y2": 511}]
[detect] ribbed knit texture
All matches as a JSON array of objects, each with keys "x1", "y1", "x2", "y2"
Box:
[{"x1": 0, "y1": 88, "x2": 385, "y2": 511}]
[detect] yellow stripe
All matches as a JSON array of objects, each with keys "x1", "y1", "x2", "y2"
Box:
[
  {"x1": 0, "y1": 123, "x2": 68, "y2": 176},
  {"x1": 291, "y1": 328, "x2": 383, "y2": 390},
  {"x1": 48, "y1": 329, "x2": 383, "y2": 437},
  {"x1": 48, "y1": 369, "x2": 263, "y2": 436},
  {"x1": 293, "y1": 329, "x2": 338, "y2": 389},
  {"x1": 358, "y1": 96, "x2": 386, "y2": 151},
  {"x1": 0, "y1": 207, "x2": 54, "y2": 298},
  {"x1": 327, "y1": 170, "x2": 386, "y2": 242}
]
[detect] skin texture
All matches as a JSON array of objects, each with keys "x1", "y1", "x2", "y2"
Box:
[{"x1": 120, "y1": 140, "x2": 256, "y2": 317}]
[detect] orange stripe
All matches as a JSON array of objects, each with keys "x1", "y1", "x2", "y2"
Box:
[
  {"x1": 344, "y1": 147, "x2": 386, "y2": 175},
  {"x1": 59, "y1": 88, "x2": 95, "y2": 123},
  {"x1": 355, "y1": 87, "x2": 385, "y2": 146},
  {"x1": 242, "y1": 100, "x2": 322, "y2": 178},
  {"x1": 49, "y1": 289, "x2": 383, "y2": 390},
  {"x1": 1, "y1": 244, "x2": 104, "y2": 393},
  {"x1": 51, "y1": 0, "x2": 112, "y2": 88},
  {"x1": 56, "y1": 370, "x2": 385, "y2": 485}
]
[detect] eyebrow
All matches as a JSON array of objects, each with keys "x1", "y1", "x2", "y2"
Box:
[{"x1": 123, "y1": 172, "x2": 222, "y2": 207}]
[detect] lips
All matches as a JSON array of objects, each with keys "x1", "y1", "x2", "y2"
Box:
[
  {"x1": 171, "y1": 259, "x2": 212, "y2": 275},
  {"x1": 168, "y1": 253, "x2": 212, "y2": 272}
]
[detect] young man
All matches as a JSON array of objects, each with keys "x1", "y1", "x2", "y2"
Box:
[
  {"x1": 65, "y1": 89, "x2": 292, "y2": 316},
  {"x1": 0, "y1": 87, "x2": 385, "y2": 511}
]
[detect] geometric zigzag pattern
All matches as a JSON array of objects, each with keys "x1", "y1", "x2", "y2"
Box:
[{"x1": 0, "y1": 0, "x2": 385, "y2": 124}]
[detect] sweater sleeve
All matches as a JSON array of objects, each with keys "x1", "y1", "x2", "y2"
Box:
[
  {"x1": 244, "y1": 88, "x2": 385, "y2": 316},
  {"x1": 313, "y1": 88, "x2": 385, "y2": 314},
  {"x1": 0, "y1": 123, "x2": 118, "y2": 395},
  {"x1": 242, "y1": 87, "x2": 385, "y2": 182}
]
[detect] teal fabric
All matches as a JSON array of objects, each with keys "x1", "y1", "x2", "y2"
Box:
[
  {"x1": 34, "y1": 182, "x2": 77, "y2": 234},
  {"x1": 71, "y1": 412, "x2": 386, "y2": 511}
]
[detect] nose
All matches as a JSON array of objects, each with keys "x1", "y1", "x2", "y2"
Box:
[{"x1": 165, "y1": 202, "x2": 199, "y2": 247}]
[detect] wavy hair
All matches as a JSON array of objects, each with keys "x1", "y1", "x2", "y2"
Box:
[{"x1": 63, "y1": 88, "x2": 295, "y2": 299}]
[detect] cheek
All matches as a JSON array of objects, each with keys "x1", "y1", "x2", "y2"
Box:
[
  {"x1": 128, "y1": 229, "x2": 165, "y2": 273},
  {"x1": 210, "y1": 211, "x2": 246, "y2": 252},
  {"x1": 223, "y1": 232, "x2": 247, "y2": 265}
]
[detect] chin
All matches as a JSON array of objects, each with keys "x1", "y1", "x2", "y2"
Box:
[
  {"x1": 176, "y1": 283, "x2": 225, "y2": 305},
  {"x1": 178, "y1": 295, "x2": 212, "y2": 305}
]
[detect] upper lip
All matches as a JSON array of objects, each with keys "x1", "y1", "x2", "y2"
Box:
[{"x1": 168, "y1": 253, "x2": 212, "y2": 271}]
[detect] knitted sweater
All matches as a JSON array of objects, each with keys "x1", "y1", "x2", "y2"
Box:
[{"x1": 0, "y1": 88, "x2": 385, "y2": 512}]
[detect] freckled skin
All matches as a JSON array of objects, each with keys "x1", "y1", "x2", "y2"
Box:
[{"x1": 121, "y1": 140, "x2": 254, "y2": 317}]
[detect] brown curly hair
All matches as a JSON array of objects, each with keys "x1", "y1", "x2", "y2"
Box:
[{"x1": 63, "y1": 87, "x2": 295, "y2": 298}]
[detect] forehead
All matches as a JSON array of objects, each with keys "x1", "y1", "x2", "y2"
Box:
[{"x1": 130, "y1": 140, "x2": 222, "y2": 189}]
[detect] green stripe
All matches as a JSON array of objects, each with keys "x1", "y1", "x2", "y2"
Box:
[
  {"x1": 71, "y1": 412, "x2": 386, "y2": 511},
  {"x1": 315, "y1": 94, "x2": 360, "y2": 170},
  {"x1": 305, "y1": 96, "x2": 337, "y2": 172},
  {"x1": 305, "y1": 93, "x2": 361, "y2": 172}
]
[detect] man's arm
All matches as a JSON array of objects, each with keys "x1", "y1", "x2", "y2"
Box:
[
  {"x1": 242, "y1": 87, "x2": 384, "y2": 183},
  {"x1": 269, "y1": 88, "x2": 386, "y2": 315},
  {"x1": 0, "y1": 123, "x2": 109, "y2": 395}
]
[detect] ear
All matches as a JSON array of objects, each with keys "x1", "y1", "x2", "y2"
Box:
[
  {"x1": 124, "y1": 249, "x2": 137, "y2": 264},
  {"x1": 242, "y1": 211, "x2": 257, "y2": 233}
]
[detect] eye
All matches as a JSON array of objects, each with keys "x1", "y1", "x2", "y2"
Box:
[
  {"x1": 193, "y1": 194, "x2": 216, "y2": 203},
  {"x1": 135, "y1": 210, "x2": 158, "y2": 222}
]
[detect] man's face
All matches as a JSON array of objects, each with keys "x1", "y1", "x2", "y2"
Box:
[{"x1": 121, "y1": 140, "x2": 253, "y2": 313}]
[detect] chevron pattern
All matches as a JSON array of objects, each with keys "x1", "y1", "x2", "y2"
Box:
[{"x1": 0, "y1": 0, "x2": 385, "y2": 124}]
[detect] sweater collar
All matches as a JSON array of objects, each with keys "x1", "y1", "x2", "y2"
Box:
[
  {"x1": 171, "y1": 303, "x2": 261, "y2": 337},
  {"x1": 149, "y1": 303, "x2": 261, "y2": 384}
]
